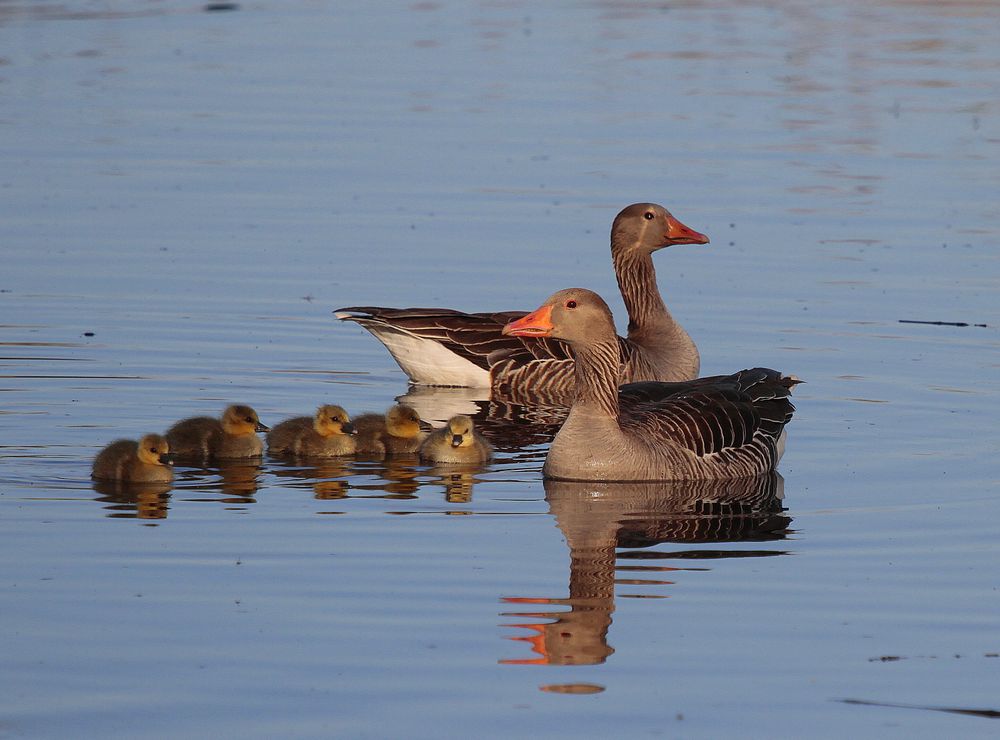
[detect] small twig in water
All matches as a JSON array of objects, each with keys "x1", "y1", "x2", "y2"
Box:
[{"x1": 899, "y1": 319, "x2": 988, "y2": 328}]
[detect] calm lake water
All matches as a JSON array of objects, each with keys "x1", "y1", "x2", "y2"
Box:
[{"x1": 2, "y1": 1, "x2": 999, "y2": 737}]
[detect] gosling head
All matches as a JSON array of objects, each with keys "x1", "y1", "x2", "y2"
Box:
[
  {"x1": 385, "y1": 404, "x2": 423, "y2": 439},
  {"x1": 221, "y1": 405, "x2": 269, "y2": 436},
  {"x1": 445, "y1": 415, "x2": 476, "y2": 448},
  {"x1": 611, "y1": 202, "x2": 709, "y2": 258},
  {"x1": 137, "y1": 434, "x2": 174, "y2": 467},
  {"x1": 314, "y1": 405, "x2": 355, "y2": 437}
]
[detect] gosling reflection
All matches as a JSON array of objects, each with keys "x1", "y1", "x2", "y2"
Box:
[
  {"x1": 501, "y1": 474, "x2": 790, "y2": 666},
  {"x1": 269, "y1": 456, "x2": 353, "y2": 499},
  {"x1": 178, "y1": 459, "x2": 263, "y2": 505},
  {"x1": 92, "y1": 480, "x2": 172, "y2": 520},
  {"x1": 424, "y1": 463, "x2": 487, "y2": 504}
]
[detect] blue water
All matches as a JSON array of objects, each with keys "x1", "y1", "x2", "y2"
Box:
[{"x1": 1, "y1": 1, "x2": 998, "y2": 737}]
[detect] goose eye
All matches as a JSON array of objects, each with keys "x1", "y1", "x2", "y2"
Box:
[
  {"x1": 643, "y1": 211, "x2": 654, "y2": 220},
  {"x1": 566, "y1": 300, "x2": 577, "y2": 309}
]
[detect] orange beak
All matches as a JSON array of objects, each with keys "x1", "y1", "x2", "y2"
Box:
[
  {"x1": 665, "y1": 215, "x2": 709, "y2": 245},
  {"x1": 503, "y1": 305, "x2": 554, "y2": 337}
]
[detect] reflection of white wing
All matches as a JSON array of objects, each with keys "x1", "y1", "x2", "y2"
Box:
[{"x1": 396, "y1": 385, "x2": 489, "y2": 426}]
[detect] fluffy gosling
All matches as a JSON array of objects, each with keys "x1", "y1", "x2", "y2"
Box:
[
  {"x1": 354, "y1": 403, "x2": 426, "y2": 456},
  {"x1": 267, "y1": 404, "x2": 357, "y2": 457},
  {"x1": 92, "y1": 433, "x2": 174, "y2": 483},
  {"x1": 419, "y1": 415, "x2": 493, "y2": 464},
  {"x1": 166, "y1": 404, "x2": 269, "y2": 460}
]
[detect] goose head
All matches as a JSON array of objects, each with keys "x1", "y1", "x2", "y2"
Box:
[
  {"x1": 137, "y1": 434, "x2": 174, "y2": 467},
  {"x1": 445, "y1": 415, "x2": 477, "y2": 448},
  {"x1": 611, "y1": 202, "x2": 709, "y2": 257},
  {"x1": 503, "y1": 288, "x2": 616, "y2": 346},
  {"x1": 385, "y1": 404, "x2": 423, "y2": 439},
  {"x1": 222, "y1": 405, "x2": 270, "y2": 436},
  {"x1": 314, "y1": 405, "x2": 355, "y2": 437}
]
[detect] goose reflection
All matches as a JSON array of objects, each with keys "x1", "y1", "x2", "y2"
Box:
[
  {"x1": 396, "y1": 385, "x2": 565, "y2": 453},
  {"x1": 92, "y1": 479, "x2": 173, "y2": 520},
  {"x1": 501, "y1": 473, "x2": 790, "y2": 666}
]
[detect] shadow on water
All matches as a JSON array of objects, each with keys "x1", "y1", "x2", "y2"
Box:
[
  {"x1": 839, "y1": 698, "x2": 1000, "y2": 721},
  {"x1": 500, "y1": 473, "x2": 790, "y2": 668}
]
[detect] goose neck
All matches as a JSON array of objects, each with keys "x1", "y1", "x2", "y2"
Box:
[
  {"x1": 613, "y1": 250, "x2": 671, "y2": 336},
  {"x1": 572, "y1": 338, "x2": 621, "y2": 420}
]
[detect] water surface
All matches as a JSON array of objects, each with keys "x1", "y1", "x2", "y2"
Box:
[{"x1": 1, "y1": 1, "x2": 999, "y2": 737}]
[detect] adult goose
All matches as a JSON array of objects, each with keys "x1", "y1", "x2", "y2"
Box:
[
  {"x1": 335, "y1": 203, "x2": 708, "y2": 399},
  {"x1": 503, "y1": 288, "x2": 798, "y2": 481}
]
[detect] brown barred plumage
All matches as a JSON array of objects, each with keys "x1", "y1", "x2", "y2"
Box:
[
  {"x1": 335, "y1": 203, "x2": 707, "y2": 402},
  {"x1": 503, "y1": 289, "x2": 799, "y2": 481}
]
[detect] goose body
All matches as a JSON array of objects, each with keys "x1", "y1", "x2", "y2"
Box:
[
  {"x1": 503, "y1": 289, "x2": 798, "y2": 481},
  {"x1": 267, "y1": 405, "x2": 357, "y2": 457},
  {"x1": 166, "y1": 405, "x2": 269, "y2": 461},
  {"x1": 336, "y1": 203, "x2": 707, "y2": 398},
  {"x1": 92, "y1": 434, "x2": 174, "y2": 483},
  {"x1": 419, "y1": 415, "x2": 493, "y2": 464},
  {"x1": 354, "y1": 404, "x2": 426, "y2": 456}
]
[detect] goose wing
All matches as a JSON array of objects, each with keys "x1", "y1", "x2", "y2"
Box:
[
  {"x1": 620, "y1": 368, "x2": 798, "y2": 457},
  {"x1": 336, "y1": 306, "x2": 577, "y2": 369}
]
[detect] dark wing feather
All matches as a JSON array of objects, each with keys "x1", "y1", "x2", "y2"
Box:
[
  {"x1": 620, "y1": 368, "x2": 799, "y2": 458},
  {"x1": 336, "y1": 306, "x2": 581, "y2": 370}
]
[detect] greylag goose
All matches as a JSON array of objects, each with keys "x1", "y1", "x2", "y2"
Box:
[
  {"x1": 166, "y1": 404, "x2": 269, "y2": 460},
  {"x1": 267, "y1": 405, "x2": 357, "y2": 457},
  {"x1": 419, "y1": 414, "x2": 493, "y2": 464},
  {"x1": 92, "y1": 434, "x2": 174, "y2": 482},
  {"x1": 353, "y1": 403, "x2": 426, "y2": 455},
  {"x1": 503, "y1": 288, "x2": 798, "y2": 481},
  {"x1": 335, "y1": 203, "x2": 707, "y2": 398}
]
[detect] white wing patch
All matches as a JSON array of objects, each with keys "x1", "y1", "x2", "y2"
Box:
[{"x1": 345, "y1": 320, "x2": 492, "y2": 387}]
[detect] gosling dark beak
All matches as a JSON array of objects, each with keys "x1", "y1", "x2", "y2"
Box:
[
  {"x1": 342, "y1": 421, "x2": 356, "y2": 435},
  {"x1": 418, "y1": 419, "x2": 434, "y2": 432},
  {"x1": 160, "y1": 452, "x2": 176, "y2": 466},
  {"x1": 255, "y1": 421, "x2": 270, "y2": 433},
  {"x1": 451, "y1": 434, "x2": 464, "y2": 447}
]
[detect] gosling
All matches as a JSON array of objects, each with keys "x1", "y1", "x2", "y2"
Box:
[
  {"x1": 92, "y1": 434, "x2": 174, "y2": 483},
  {"x1": 354, "y1": 404, "x2": 426, "y2": 456},
  {"x1": 419, "y1": 415, "x2": 493, "y2": 464},
  {"x1": 166, "y1": 404, "x2": 269, "y2": 460},
  {"x1": 267, "y1": 404, "x2": 357, "y2": 457}
]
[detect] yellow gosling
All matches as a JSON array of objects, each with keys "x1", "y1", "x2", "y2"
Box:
[
  {"x1": 267, "y1": 404, "x2": 356, "y2": 458},
  {"x1": 92, "y1": 433, "x2": 174, "y2": 483},
  {"x1": 354, "y1": 404, "x2": 426, "y2": 456},
  {"x1": 419, "y1": 414, "x2": 493, "y2": 464},
  {"x1": 166, "y1": 404, "x2": 269, "y2": 460}
]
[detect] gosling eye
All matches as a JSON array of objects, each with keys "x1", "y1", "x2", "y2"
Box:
[
  {"x1": 643, "y1": 211, "x2": 654, "y2": 220},
  {"x1": 150, "y1": 447, "x2": 158, "y2": 453},
  {"x1": 566, "y1": 299, "x2": 577, "y2": 309},
  {"x1": 245, "y1": 416, "x2": 254, "y2": 423}
]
